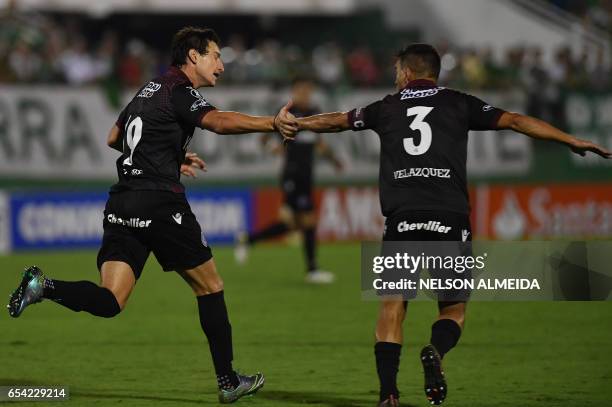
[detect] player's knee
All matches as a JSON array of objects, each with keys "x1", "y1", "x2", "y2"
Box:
[
  {"x1": 207, "y1": 279, "x2": 224, "y2": 294},
  {"x1": 191, "y1": 278, "x2": 224, "y2": 296}
]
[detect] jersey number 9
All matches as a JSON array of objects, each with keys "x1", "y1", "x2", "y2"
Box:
[{"x1": 123, "y1": 116, "x2": 143, "y2": 166}]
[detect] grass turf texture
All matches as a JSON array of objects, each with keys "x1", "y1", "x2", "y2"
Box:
[{"x1": 1, "y1": 243, "x2": 611, "y2": 407}]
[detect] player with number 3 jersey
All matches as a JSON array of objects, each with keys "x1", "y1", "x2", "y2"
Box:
[{"x1": 293, "y1": 43, "x2": 610, "y2": 406}]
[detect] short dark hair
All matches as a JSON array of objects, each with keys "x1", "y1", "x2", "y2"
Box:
[
  {"x1": 291, "y1": 75, "x2": 315, "y2": 87},
  {"x1": 396, "y1": 43, "x2": 441, "y2": 80},
  {"x1": 171, "y1": 26, "x2": 221, "y2": 67}
]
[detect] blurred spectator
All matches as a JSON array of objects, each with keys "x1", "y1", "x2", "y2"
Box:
[
  {"x1": 118, "y1": 39, "x2": 146, "y2": 88},
  {"x1": 311, "y1": 42, "x2": 345, "y2": 88},
  {"x1": 588, "y1": 47, "x2": 611, "y2": 90},
  {"x1": 0, "y1": 8, "x2": 610, "y2": 97},
  {"x1": 8, "y1": 39, "x2": 42, "y2": 82},
  {"x1": 347, "y1": 47, "x2": 380, "y2": 87},
  {"x1": 94, "y1": 31, "x2": 118, "y2": 81},
  {"x1": 58, "y1": 36, "x2": 97, "y2": 84},
  {"x1": 522, "y1": 47, "x2": 553, "y2": 121},
  {"x1": 460, "y1": 48, "x2": 489, "y2": 89}
]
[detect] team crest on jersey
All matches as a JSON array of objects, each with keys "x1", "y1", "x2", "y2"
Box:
[
  {"x1": 187, "y1": 86, "x2": 210, "y2": 111},
  {"x1": 137, "y1": 82, "x2": 161, "y2": 98},
  {"x1": 400, "y1": 87, "x2": 444, "y2": 100}
]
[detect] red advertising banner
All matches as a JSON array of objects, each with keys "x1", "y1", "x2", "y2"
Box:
[
  {"x1": 473, "y1": 183, "x2": 612, "y2": 240},
  {"x1": 253, "y1": 187, "x2": 384, "y2": 241},
  {"x1": 253, "y1": 183, "x2": 612, "y2": 242}
]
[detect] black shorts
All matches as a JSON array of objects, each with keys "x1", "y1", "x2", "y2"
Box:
[
  {"x1": 381, "y1": 210, "x2": 472, "y2": 303},
  {"x1": 281, "y1": 175, "x2": 313, "y2": 212},
  {"x1": 97, "y1": 190, "x2": 213, "y2": 279}
]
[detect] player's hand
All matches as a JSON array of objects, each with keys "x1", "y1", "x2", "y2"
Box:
[
  {"x1": 569, "y1": 138, "x2": 611, "y2": 159},
  {"x1": 274, "y1": 100, "x2": 298, "y2": 140},
  {"x1": 181, "y1": 152, "x2": 207, "y2": 178}
]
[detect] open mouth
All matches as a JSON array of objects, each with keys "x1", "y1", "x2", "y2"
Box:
[{"x1": 213, "y1": 73, "x2": 220, "y2": 79}]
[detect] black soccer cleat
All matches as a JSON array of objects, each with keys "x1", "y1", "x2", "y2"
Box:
[
  {"x1": 377, "y1": 394, "x2": 400, "y2": 407},
  {"x1": 218, "y1": 371, "x2": 265, "y2": 404},
  {"x1": 420, "y1": 344, "x2": 447, "y2": 405},
  {"x1": 7, "y1": 266, "x2": 45, "y2": 318}
]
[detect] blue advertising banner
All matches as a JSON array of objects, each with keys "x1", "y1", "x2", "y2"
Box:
[
  {"x1": 187, "y1": 189, "x2": 253, "y2": 245},
  {"x1": 10, "y1": 191, "x2": 107, "y2": 250},
  {"x1": 9, "y1": 189, "x2": 253, "y2": 251}
]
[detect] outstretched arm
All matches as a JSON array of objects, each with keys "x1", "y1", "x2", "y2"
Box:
[
  {"x1": 202, "y1": 101, "x2": 297, "y2": 139},
  {"x1": 497, "y1": 112, "x2": 610, "y2": 158},
  {"x1": 297, "y1": 112, "x2": 351, "y2": 133}
]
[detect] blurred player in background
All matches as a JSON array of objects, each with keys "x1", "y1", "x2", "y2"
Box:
[
  {"x1": 234, "y1": 76, "x2": 343, "y2": 284},
  {"x1": 7, "y1": 26, "x2": 298, "y2": 404},
  {"x1": 294, "y1": 43, "x2": 610, "y2": 406}
]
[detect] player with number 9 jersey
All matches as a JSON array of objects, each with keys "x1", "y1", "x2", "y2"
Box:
[
  {"x1": 112, "y1": 75, "x2": 216, "y2": 193},
  {"x1": 6, "y1": 26, "x2": 300, "y2": 405}
]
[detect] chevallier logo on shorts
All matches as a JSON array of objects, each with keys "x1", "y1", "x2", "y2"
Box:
[
  {"x1": 397, "y1": 220, "x2": 452, "y2": 234},
  {"x1": 107, "y1": 213, "x2": 152, "y2": 228}
]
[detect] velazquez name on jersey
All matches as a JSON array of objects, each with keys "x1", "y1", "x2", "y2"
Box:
[{"x1": 393, "y1": 167, "x2": 451, "y2": 179}]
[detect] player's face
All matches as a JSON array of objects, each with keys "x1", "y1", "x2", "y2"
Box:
[
  {"x1": 291, "y1": 81, "x2": 314, "y2": 109},
  {"x1": 394, "y1": 61, "x2": 410, "y2": 90},
  {"x1": 194, "y1": 42, "x2": 224, "y2": 87}
]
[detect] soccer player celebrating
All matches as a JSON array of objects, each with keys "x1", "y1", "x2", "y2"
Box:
[
  {"x1": 7, "y1": 27, "x2": 297, "y2": 404},
  {"x1": 234, "y1": 76, "x2": 343, "y2": 284},
  {"x1": 294, "y1": 44, "x2": 610, "y2": 406}
]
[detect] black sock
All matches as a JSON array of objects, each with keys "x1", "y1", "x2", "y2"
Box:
[
  {"x1": 248, "y1": 222, "x2": 289, "y2": 244},
  {"x1": 197, "y1": 291, "x2": 239, "y2": 389},
  {"x1": 43, "y1": 279, "x2": 121, "y2": 318},
  {"x1": 303, "y1": 227, "x2": 317, "y2": 271},
  {"x1": 375, "y1": 342, "x2": 401, "y2": 401},
  {"x1": 430, "y1": 319, "x2": 462, "y2": 359}
]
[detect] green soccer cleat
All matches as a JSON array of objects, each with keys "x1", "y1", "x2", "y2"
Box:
[
  {"x1": 7, "y1": 266, "x2": 45, "y2": 318},
  {"x1": 218, "y1": 372, "x2": 265, "y2": 404}
]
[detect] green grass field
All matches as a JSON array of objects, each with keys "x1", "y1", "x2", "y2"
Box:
[{"x1": 1, "y1": 243, "x2": 611, "y2": 407}]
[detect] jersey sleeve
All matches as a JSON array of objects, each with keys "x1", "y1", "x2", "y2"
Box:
[
  {"x1": 464, "y1": 94, "x2": 505, "y2": 130},
  {"x1": 171, "y1": 85, "x2": 217, "y2": 128},
  {"x1": 347, "y1": 100, "x2": 383, "y2": 131}
]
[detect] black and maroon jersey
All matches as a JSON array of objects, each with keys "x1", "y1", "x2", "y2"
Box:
[
  {"x1": 111, "y1": 66, "x2": 216, "y2": 193},
  {"x1": 348, "y1": 79, "x2": 505, "y2": 217}
]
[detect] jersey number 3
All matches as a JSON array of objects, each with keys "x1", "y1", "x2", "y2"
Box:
[
  {"x1": 123, "y1": 116, "x2": 143, "y2": 166},
  {"x1": 404, "y1": 106, "x2": 434, "y2": 155}
]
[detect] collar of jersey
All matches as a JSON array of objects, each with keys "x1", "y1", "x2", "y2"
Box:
[
  {"x1": 404, "y1": 79, "x2": 437, "y2": 88},
  {"x1": 167, "y1": 66, "x2": 193, "y2": 86}
]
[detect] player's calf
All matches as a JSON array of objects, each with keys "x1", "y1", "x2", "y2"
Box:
[
  {"x1": 7, "y1": 265, "x2": 126, "y2": 318},
  {"x1": 7, "y1": 266, "x2": 122, "y2": 318}
]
